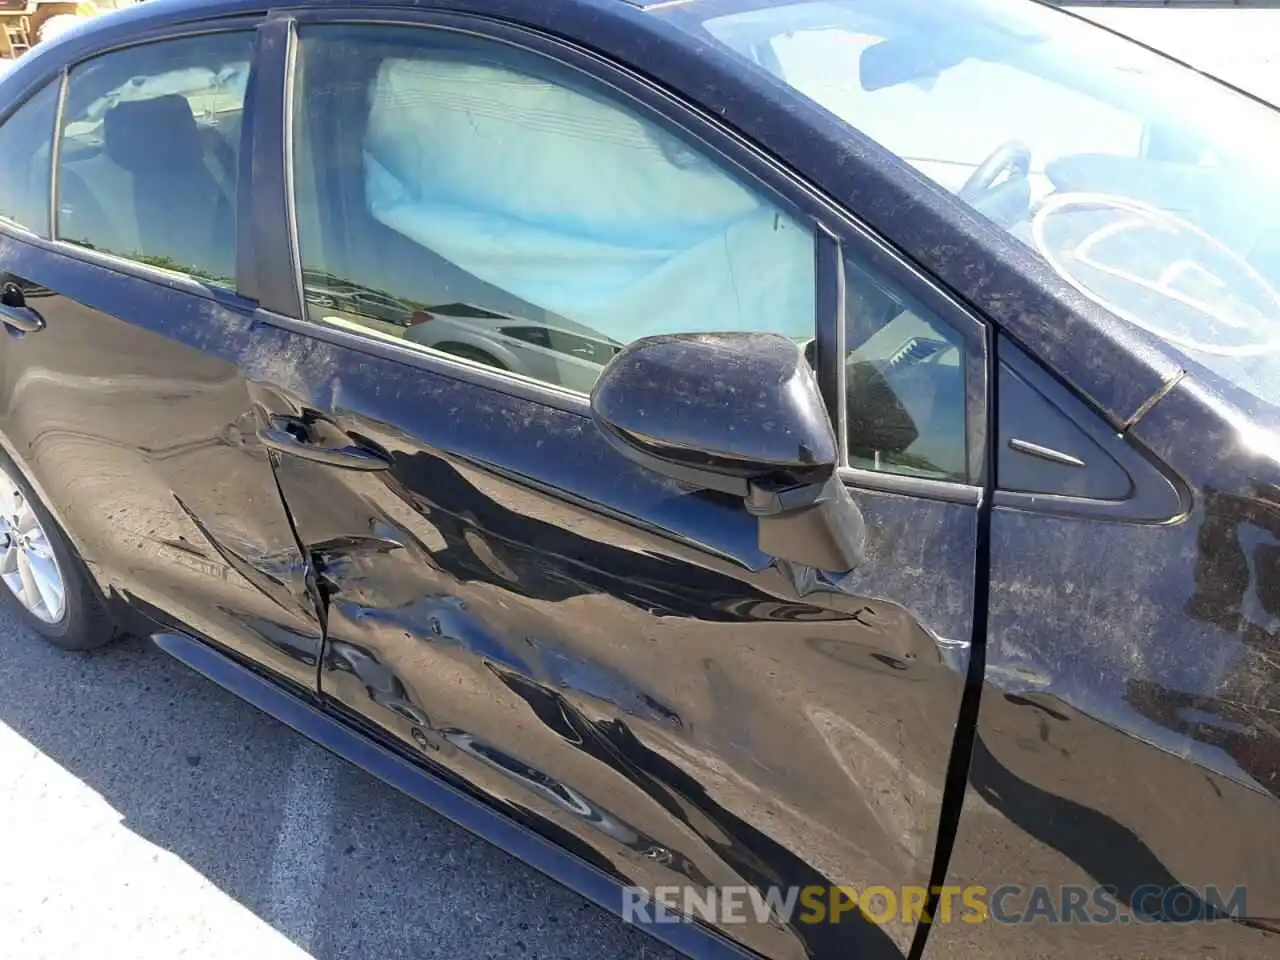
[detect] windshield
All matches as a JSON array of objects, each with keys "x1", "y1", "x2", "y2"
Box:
[{"x1": 660, "y1": 0, "x2": 1280, "y2": 406}]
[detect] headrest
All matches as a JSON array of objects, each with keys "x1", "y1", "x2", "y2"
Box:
[{"x1": 103, "y1": 94, "x2": 203, "y2": 175}]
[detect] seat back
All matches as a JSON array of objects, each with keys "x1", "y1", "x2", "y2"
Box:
[{"x1": 103, "y1": 94, "x2": 231, "y2": 277}]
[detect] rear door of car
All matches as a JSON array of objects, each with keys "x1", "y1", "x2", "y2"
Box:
[
  {"x1": 240, "y1": 5, "x2": 989, "y2": 958},
  {"x1": 0, "y1": 17, "x2": 323, "y2": 692}
]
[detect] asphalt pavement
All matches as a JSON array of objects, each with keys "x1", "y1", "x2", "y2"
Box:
[{"x1": 0, "y1": 606, "x2": 682, "y2": 960}]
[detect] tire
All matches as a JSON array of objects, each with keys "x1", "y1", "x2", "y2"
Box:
[{"x1": 0, "y1": 450, "x2": 117, "y2": 651}]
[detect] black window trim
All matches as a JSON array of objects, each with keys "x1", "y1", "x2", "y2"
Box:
[
  {"x1": 0, "y1": 16, "x2": 266, "y2": 309},
  {"x1": 993, "y1": 335, "x2": 1189, "y2": 523},
  {"x1": 255, "y1": 7, "x2": 990, "y2": 504}
]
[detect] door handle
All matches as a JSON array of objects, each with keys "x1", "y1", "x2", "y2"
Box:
[
  {"x1": 0, "y1": 283, "x2": 44, "y2": 334},
  {"x1": 258, "y1": 417, "x2": 392, "y2": 472}
]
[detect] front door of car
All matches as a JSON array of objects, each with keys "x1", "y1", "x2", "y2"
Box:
[
  {"x1": 0, "y1": 26, "x2": 323, "y2": 691},
  {"x1": 249, "y1": 12, "x2": 988, "y2": 959}
]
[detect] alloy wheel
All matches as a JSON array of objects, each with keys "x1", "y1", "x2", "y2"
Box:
[{"x1": 0, "y1": 468, "x2": 66, "y2": 624}]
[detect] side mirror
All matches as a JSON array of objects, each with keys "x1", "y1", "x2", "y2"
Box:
[{"x1": 590, "y1": 332, "x2": 865, "y2": 572}]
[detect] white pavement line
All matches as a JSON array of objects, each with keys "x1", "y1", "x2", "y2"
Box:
[
  {"x1": 265, "y1": 740, "x2": 338, "y2": 953},
  {"x1": 0, "y1": 719, "x2": 311, "y2": 960}
]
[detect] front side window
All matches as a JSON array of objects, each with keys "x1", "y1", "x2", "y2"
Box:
[
  {"x1": 56, "y1": 32, "x2": 253, "y2": 287},
  {"x1": 290, "y1": 26, "x2": 816, "y2": 396},
  {"x1": 666, "y1": 0, "x2": 1280, "y2": 407},
  {"x1": 0, "y1": 82, "x2": 59, "y2": 238}
]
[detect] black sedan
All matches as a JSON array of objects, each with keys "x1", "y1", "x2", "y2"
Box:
[{"x1": 0, "y1": 0, "x2": 1276, "y2": 958}]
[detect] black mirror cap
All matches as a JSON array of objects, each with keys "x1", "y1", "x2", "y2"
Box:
[
  {"x1": 589, "y1": 332, "x2": 838, "y2": 497},
  {"x1": 756, "y1": 474, "x2": 867, "y2": 571}
]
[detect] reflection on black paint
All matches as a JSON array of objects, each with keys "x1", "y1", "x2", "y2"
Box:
[
  {"x1": 968, "y1": 736, "x2": 1242, "y2": 923},
  {"x1": 325, "y1": 637, "x2": 430, "y2": 726},
  {"x1": 174, "y1": 494, "x2": 315, "y2": 621},
  {"x1": 1127, "y1": 678, "x2": 1277, "y2": 801},
  {"x1": 440, "y1": 726, "x2": 713, "y2": 885},
  {"x1": 332, "y1": 587, "x2": 686, "y2": 730},
  {"x1": 599, "y1": 719, "x2": 906, "y2": 959},
  {"x1": 1186, "y1": 485, "x2": 1280, "y2": 650},
  {"x1": 1141, "y1": 485, "x2": 1280, "y2": 797},
  {"x1": 389, "y1": 452, "x2": 853, "y2": 622},
  {"x1": 491, "y1": 665, "x2": 906, "y2": 959},
  {"x1": 228, "y1": 610, "x2": 321, "y2": 668},
  {"x1": 333, "y1": 594, "x2": 534, "y2": 676}
]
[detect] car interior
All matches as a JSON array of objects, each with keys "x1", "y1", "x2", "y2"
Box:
[{"x1": 54, "y1": 42, "x2": 249, "y2": 283}]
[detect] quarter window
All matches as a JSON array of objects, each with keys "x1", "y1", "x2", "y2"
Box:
[
  {"x1": 0, "y1": 82, "x2": 59, "y2": 238},
  {"x1": 290, "y1": 26, "x2": 816, "y2": 395},
  {"x1": 56, "y1": 33, "x2": 253, "y2": 287},
  {"x1": 843, "y1": 255, "x2": 972, "y2": 483}
]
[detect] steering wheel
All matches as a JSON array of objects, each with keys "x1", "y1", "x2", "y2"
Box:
[{"x1": 958, "y1": 141, "x2": 1032, "y2": 205}]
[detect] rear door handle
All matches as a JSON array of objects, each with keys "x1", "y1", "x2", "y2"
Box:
[
  {"x1": 258, "y1": 416, "x2": 392, "y2": 472},
  {"x1": 0, "y1": 283, "x2": 44, "y2": 334}
]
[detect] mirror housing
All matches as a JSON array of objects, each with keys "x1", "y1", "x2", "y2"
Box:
[{"x1": 590, "y1": 333, "x2": 865, "y2": 572}]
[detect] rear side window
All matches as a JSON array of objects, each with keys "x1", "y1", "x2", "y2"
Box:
[
  {"x1": 0, "y1": 82, "x2": 59, "y2": 238},
  {"x1": 55, "y1": 33, "x2": 253, "y2": 288}
]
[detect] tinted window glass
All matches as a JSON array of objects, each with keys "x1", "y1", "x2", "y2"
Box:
[
  {"x1": 844, "y1": 255, "x2": 970, "y2": 482},
  {"x1": 0, "y1": 82, "x2": 59, "y2": 238},
  {"x1": 56, "y1": 33, "x2": 252, "y2": 287},
  {"x1": 673, "y1": 0, "x2": 1280, "y2": 409},
  {"x1": 290, "y1": 26, "x2": 816, "y2": 395}
]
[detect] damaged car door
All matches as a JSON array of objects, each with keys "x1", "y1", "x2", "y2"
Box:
[{"x1": 245, "y1": 11, "x2": 987, "y2": 959}]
